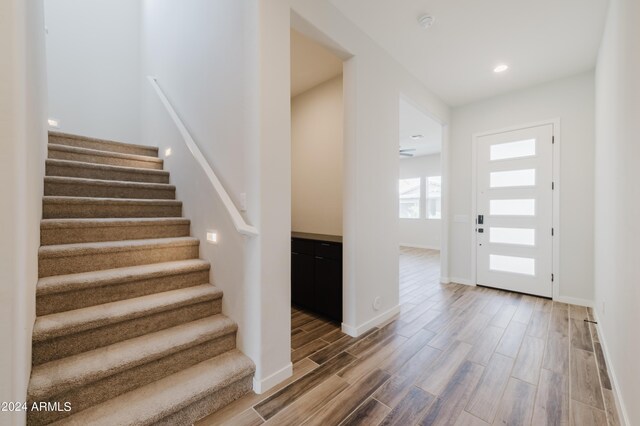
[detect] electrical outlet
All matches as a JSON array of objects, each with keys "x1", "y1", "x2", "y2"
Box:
[{"x1": 373, "y1": 296, "x2": 381, "y2": 311}]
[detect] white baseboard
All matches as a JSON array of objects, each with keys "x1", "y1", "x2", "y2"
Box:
[
  {"x1": 342, "y1": 305, "x2": 401, "y2": 337},
  {"x1": 554, "y1": 295, "x2": 594, "y2": 308},
  {"x1": 593, "y1": 312, "x2": 631, "y2": 426},
  {"x1": 253, "y1": 362, "x2": 292, "y2": 394},
  {"x1": 448, "y1": 276, "x2": 474, "y2": 286},
  {"x1": 399, "y1": 243, "x2": 440, "y2": 251}
]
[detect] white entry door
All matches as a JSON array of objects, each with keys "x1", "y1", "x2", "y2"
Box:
[{"x1": 475, "y1": 124, "x2": 554, "y2": 297}]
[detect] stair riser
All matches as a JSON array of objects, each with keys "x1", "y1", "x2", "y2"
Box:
[
  {"x1": 37, "y1": 269, "x2": 209, "y2": 315},
  {"x1": 156, "y1": 375, "x2": 254, "y2": 426},
  {"x1": 28, "y1": 333, "x2": 236, "y2": 426},
  {"x1": 43, "y1": 201, "x2": 182, "y2": 219},
  {"x1": 49, "y1": 149, "x2": 163, "y2": 170},
  {"x1": 31, "y1": 136, "x2": 255, "y2": 425},
  {"x1": 49, "y1": 134, "x2": 158, "y2": 157},
  {"x1": 46, "y1": 163, "x2": 169, "y2": 184},
  {"x1": 41, "y1": 223, "x2": 190, "y2": 246},
  {"x1": 39, "y1": 244, "x2": 199, "y2": 277},
  {"x1": 44, "y1": 181, "x2": 176, "y2": 200},
  {"x1": 33, "y1": 299, "x2": 221, "y2": 365}
]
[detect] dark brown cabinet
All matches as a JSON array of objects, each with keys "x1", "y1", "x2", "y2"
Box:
[
  {"x1": 291, "y1": 233, "x2": 342, "y2": 322},
  {"x1": 291, "y1": 251, "x2": 314, "y2": 309}
]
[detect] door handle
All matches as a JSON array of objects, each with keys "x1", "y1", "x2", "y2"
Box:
[{"x1": 477, "y1": 214, "x2": 484, "y2": 225}]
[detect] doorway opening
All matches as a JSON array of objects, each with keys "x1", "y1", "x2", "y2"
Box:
[
  {"x1": 290, "y1": 29, "x2": 345, "y2": 348},
  {"x1": 398, "y1": 97, "x2": 445, "y2": 299}
]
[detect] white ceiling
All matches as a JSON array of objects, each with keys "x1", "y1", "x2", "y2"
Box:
[
  {"x1": 291, "y1": 30, "x2": 343, "y2": 97},
  {"x1": 328, "y1": 0, "x2": 609, "y2": 106},
  {"x1": 400, "y1": 97, "x2": 442, "y2": 158}
]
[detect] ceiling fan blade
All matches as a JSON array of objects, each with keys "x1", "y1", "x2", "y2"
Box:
[
  {"x1": 399, "y1": 148, "x2": 416, "y2": 153},
  {"x1": 400, "y1": 152, "x2": 414, "y2": 157}
]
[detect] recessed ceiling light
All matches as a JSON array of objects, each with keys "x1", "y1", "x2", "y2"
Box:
[
  {"x1": 411, "y1": 134, "x2": 424, "y2": 140},
  {"x1": 417, "y1": 14, "x2": 435, "y2": 29},
  {"x1": 494, "y1": 64, "x2": 509, "y2": 73}
]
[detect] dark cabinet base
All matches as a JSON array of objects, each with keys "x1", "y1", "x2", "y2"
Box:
[
  {"x1": 291, "y1": 252, "x2": 314, "y2": 310},
  {"x1": 291, "y1": 233, "x2": 342, "y2": 322}
]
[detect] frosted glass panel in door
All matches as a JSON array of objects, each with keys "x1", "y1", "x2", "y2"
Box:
[
  {"x1": 490, "y1": 254, "x2": 535, "y2": 276},
  {"x1": 490, "y1": 169, "x2": 536, "y2": 188},
  {"x1": 490, "y1": 227, "x2": 535, "y2": 246},
  {"x1": 490, "y1": 199, "x2": 536, "y2": 216},
  {"x1": 490, "y1": 139, "x2": 536, "y2": 161}
]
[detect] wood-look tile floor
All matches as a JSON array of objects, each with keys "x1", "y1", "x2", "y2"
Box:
[{"x1": 197, "y1": 247, "x2": 620, "y2": 426}]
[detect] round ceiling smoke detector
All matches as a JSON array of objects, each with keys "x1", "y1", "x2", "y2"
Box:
[{"x1": 417, "y1": 14, "x2": 435, "y2": 29}]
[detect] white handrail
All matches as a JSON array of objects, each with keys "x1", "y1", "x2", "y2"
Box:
[{"x1": 147, "y1": 76, "x2": 258, "y2": 237}]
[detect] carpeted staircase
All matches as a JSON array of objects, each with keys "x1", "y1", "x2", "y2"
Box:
[{"x1": 27, "y1": 132, "x2": 255, "y2": 425}]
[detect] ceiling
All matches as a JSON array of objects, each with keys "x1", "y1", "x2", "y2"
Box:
[
  {"x1": 291, "y1": 30, "x2": 343, "y2": 97},
  {"x1": 399, "y1": 97, "x2": 442, "y2": 158},
  {"x1": 328, "y1": 0, "x2": 609, "y2": 106}
]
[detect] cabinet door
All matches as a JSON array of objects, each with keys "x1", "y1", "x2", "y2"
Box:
[
  {"x1": 315, "y1": 256, "x2": 342, "y2": 321},
  {"x1": 292, "y1": 252, "x2": 314, "y2": 309}
]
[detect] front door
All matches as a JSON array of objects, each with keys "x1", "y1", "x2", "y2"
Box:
[{"x1": 475, "y1": 124, "x2": 554, "y2": 297}]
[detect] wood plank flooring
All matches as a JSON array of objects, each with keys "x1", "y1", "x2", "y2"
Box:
[{"x1": 196, "y1": 247, "x2": 620, "y2": 426}]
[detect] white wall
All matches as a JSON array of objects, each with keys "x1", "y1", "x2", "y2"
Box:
[
  {"x1": 141, "y1": 0, "x2": 290, "y2": 393},
  {"x1": 291, "y1": 76, "x2": 343, "y2": 236},
  {"x1": 288, "y1": 0, "x2": 451, "y2": 336},
  {"x1": 141, "y1": 0, "x2": 251, "y2": 209},
  {"x1": 449, "y1": 72, "x2": 595, "y2": 303},
  {"x1": 0, "y1": 0, "x2": 47, "y2": 424},
  {"x1": 141, "y1": 0, "x2": 450, "y2": 392},
  {"x1": 252, "y1": 0, "x2": 293, "y2": 391},
  {"x1": 45, "y1": 0, "x2": 141, "y2": 143},
  {"x1": 142, "y1": 81, "x2": 252, "y2": 383},
  {"x1": 399, "y1": 154, "x2": 441, "y2": 249},
  {"x1": 594, "y1": 0, "x2": 640, "y2": 423}
]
